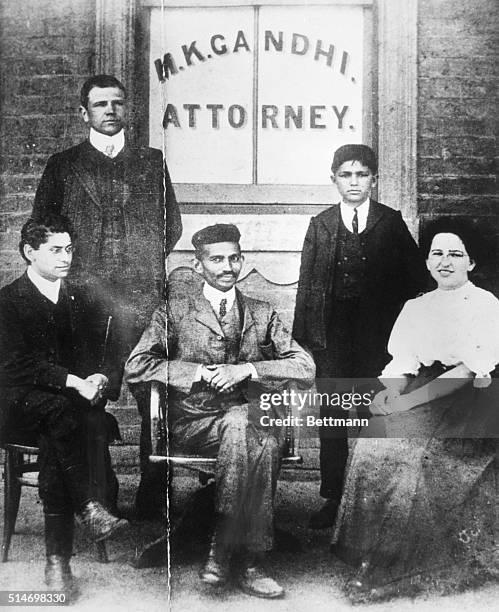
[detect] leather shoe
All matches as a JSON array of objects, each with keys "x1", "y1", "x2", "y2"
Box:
[
  {"x1": 45, "y1": 555, "x2": 79, "y2": 601},
  {"x1": 345, "y1": 561, "x2": 377, "y2": 603},
  {"x1": 308, "y1": 499, "x2": 339, "y2": 529},
  {"x1": 78, "y1": 501, "x2": 128, "y2": 541},
  {"x1": 199, "y1": 536, "x2": 230, "y2": 586},
  {"x1": 238, "y1": 564, "x2": 284, "y2": 599}
]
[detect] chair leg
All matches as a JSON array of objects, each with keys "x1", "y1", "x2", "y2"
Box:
[
  {"x1": 2, "y1": 450, "x2": 23, "y2": 562},
  {"x1": 96, "y1": 540, "x2": 108, "y2": 563}
]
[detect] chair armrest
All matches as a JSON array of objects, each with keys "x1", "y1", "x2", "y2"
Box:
[
  {"x1": 150, "y1": 381, "x2": 167, "y2": 456},
  {"x1": 150, "y1": 381, "x2": 161, "y2": 421},
  {"x1": 283, "y1": 380, "x2": 302, "y2": 459}
]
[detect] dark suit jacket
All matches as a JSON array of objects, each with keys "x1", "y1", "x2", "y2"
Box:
[
  {"x1": 125, "y1": 286, "x2": 315, "y2": 421},
  {"x1": 293, "y1": 200, "x2": 428, "y2": 356},
  {"x1": 0, "y1": 273, "x2": 121, "y2": 438},
  {"x1": 33, "y1": 140, "x2": 182, "y2": 320}
]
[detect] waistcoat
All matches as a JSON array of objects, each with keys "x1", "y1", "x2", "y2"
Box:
[
  {"x1": 219, "y1": 300, "x2": 242, "y2": 364},
  {"x1": 333, "y1": 218, "x2": 367, "y2": 299}
]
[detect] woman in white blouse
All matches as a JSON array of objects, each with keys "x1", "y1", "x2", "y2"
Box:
[{"x1": 331, "y1": 218, "x2": 499, "y2": 602}]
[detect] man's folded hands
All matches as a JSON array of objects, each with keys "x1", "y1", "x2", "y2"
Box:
[
  {"x1": 66, "y1": 373, "x2": 109, "y2": 405},
  {"x1": 201, "y1": 363, "x2": 253, "y2": 394}
]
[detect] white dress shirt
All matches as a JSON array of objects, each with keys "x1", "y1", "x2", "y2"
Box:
[
  {"x1": 27, "y1": 266, "x2": 61, "y2": 304},
  {"x1": 340, "y1": 198, "x2": 370, "y2": 233},
  {"x1": 203, "y1": 283, "x2": 236, "y2": 316},
  {"x1": 89, "y1": 128, "x2": 125, "y2": 158}
]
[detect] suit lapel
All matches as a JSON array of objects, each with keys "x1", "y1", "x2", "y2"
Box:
[
  {"x1": 15, "y1": 274, "x2": 59, "y2": 354},
  {"x1": 237, "y1": 290, "x2": 256, "y2": 338},
  {"x1": 318, "y1": 204, "x2": 341, "y2": 238},
  {"x1": 318, "y1": 205, "x2": 341, "y2": 291},
  {"x1": 192, "y1": 293, "x2": 224, "y2": 337},
  {"x1": 364, "y1": 199, "x2": 385, "y2": 234},
  {"x1": 235, "y1": 290, "x2": 257, "y2": 361},
  {"x1": 17, "y1": 272, "x2": 54, "y2": 320},
  {"x1": 68, "y1": 142, "x2": 103, "y2": 210},
  {"x1": 59, "y1": 281, "x2": 78, "y2": 338}
]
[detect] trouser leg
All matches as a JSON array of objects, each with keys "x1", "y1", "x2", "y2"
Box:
[
  {"x1": 173, "y1": 405, "x2": 280, "y2": 553},
  {"x1": 318, "y1": 298, "x2": 391, "y2": 500},
  {"x1": 10, "y1": 391, "x2": 91, "y2": 512},
  {"x1": 318, "y1": 424, "x2": 349, "y2": 499},
  {"x1": 243, "y1": 426, "x2": 280, "y2": 553},
  {"x1": 82, "y1": 405, "x2": 119, "y2": 512},
  {"x1": 44, "y1": 512, "x2": 74, "y2": 558},
  {"x1": 38, "y1": 436, "x2": 76, "y2": 514},
  {"x1": 317, "y1": 374, "x2": 349, "y2": 500},
  {"x1": 214, "y1": 407, "x2": 248, "y2": 520},
  {"x1": 214, "y1": 406, "x2": 279, "y2": 552},
  {"x1": 317, "y1": 300, "x2": 357, "y2": 500}
]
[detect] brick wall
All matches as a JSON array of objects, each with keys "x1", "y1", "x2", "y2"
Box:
[
  {"x1": 0, "y1": 0, "x2": 498, "y2": 290},
  {"x1": 417, "y1": 0, "x2": 499, "y2": 294},
  {"x1": 417, "y1": 0, "x2": 498, "y2": 228},
  {"x1": 0, "y1": 0, "x2": 95, "y2": 286}
]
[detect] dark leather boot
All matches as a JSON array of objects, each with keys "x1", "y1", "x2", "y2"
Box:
[
  {"x1": 45, "y1": 555, "x2": 79, "y2": 599},
  {"x1": 44, "y1": 514, "x2": 78, "y2": 601},
  {"x1": 78, "y1": 500, "x2": 128, "y2": 541}
]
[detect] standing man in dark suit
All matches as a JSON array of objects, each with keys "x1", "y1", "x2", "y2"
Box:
[
  {"x1": 33, "y1": 74, "x2": 182, "y2": 517},
  {"x1": 0, "y1": 214, "x2": 128, "y2": 599},
  {"x1": 293, "y1": 144, "x2": 427, "y2": 529},
  {"x1": 33, "y1": 73, "x2": 181, "y2": 335}
]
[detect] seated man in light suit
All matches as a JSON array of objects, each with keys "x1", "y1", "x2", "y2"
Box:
[{"x1": 125, "y1": 224, "x2": 315, "y2": 599}]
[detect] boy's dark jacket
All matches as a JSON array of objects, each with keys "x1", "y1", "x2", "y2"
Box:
[{"x1": 293, "y1": 200, "x2": 428, "y2": 352}]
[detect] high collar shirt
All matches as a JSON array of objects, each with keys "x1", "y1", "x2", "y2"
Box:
[
  {"x1": 27, "y1": 266, "x2": 61, "y2": 304},
  {"x1": 89, "y1": 128, "x2": 125, "y2": 158},
  {"x1": 381, "y1": 281, "x2": 499, "y2": 379},
  {"x1": 203, "y1": 283, "x2": 236, "y2": 316},
  {"x1": 340, "y1": 198, "x2": 370, "y2": 233}
]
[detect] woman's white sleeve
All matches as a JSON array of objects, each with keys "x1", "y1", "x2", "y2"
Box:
[
  {"x1": 461, "y1": 293, "x2": 499, "y2": 377},
  {"x1": 380, "y1": 300, "x2": 421, "y2": 378}
]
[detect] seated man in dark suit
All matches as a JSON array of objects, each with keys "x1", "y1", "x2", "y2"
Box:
[
  {"x1": 0, "y1": 214, "x2": 128, "y2": 599},
  {"x1": 125, "y1": 224, "x2": 315, "y2": 599}
]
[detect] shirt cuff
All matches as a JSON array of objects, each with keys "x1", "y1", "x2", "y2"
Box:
[
  {"x1": 194, "y1": 365, "x2": 204, "y2": 382},
  {"x1": 380, "y1": 358, "x2": 419, "y2": 378}
]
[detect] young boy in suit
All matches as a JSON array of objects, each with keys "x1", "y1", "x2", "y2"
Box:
[{"x1": 293, "y1": 144, "x2": 427, "y2": 528}]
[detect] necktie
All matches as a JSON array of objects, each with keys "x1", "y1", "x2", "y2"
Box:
[
  {"x1": 105, "y1": 144, "x2": 115, "y2": 158},
  {"x1": 352, "y1": 208, "x2": 359, "y2": 234},
  {"x1": 219, "y1": 298, "x2": 227, "y2": 318}
]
